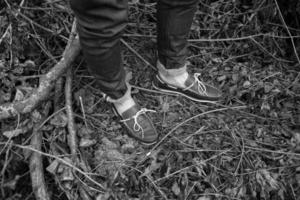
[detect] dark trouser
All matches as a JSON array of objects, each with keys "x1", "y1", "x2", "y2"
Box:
[{"x1": 70, "y1": 0, "x2": 198, "y2": 99}]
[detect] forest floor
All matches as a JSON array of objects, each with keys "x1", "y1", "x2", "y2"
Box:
[{"x1": 0, "y1": 0, "x2": 299, "y2": 200}]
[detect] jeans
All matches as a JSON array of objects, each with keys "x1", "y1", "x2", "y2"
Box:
[{"x1": 70, "y1": 0, "x2": 198, "y2": 99}]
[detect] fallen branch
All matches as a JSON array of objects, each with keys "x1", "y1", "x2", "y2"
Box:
[
  {"x1": 65, "y1": 67, "x2": 94, "y2": 199},
  {"x1": 29, "y1": 103, "x2": 51, "y2": 200},
  {"x1": 0, "y1": 33, "x2": 80, "y2": 120},
  {"x1": 65, "y1": 21, "x2": 78, "y2": 160},
  {"x1": 65, "y1": 67, "x2": 77, "y2": 160}
]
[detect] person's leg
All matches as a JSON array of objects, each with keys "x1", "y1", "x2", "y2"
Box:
[
  {"x1": 157, "y1": 0, "x2": 198, "y2": 70},
  {"x1": 70, "y1": 0, "x2": 128, "y2": 99},
  {"x1": 70, "y1": 0, "x2": 158, "y2": 143},
  {"x1": 154, "y1": 0, "x2": 222, "y2": 102}
]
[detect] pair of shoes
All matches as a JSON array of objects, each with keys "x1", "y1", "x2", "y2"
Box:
[
  {"x1": 152, "y1": 72, "x2": 222, "y2": 103},
  {"x1": 108, "y1": 69, "x2": 221, "y2": 144}
]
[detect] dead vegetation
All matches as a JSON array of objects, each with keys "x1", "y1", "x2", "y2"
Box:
[{"x1": 0, "y1": 0, "x2": 299, "y2": 199}]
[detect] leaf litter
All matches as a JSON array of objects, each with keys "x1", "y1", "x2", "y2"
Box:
[{"x1": 0, "y1": 0, "x2": 300, "y2": 200}]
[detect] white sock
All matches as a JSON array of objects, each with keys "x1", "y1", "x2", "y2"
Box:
[
  {"x1": 159, "y1": 71, "x2": 189, "y2": 88},
  {"x1": 113, "y1": 96, "x2": 136, "y2": 115}
]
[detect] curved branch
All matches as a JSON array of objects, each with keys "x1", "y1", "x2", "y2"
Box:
[{"x1": 0, "y1": 36, "x2": 81, "y2": 120}]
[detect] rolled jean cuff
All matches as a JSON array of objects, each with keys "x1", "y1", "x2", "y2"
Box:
[{"x1": 157, "y1": 60, "x2": 187, "y2": 77}]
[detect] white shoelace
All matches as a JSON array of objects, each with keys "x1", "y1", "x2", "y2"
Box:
[
  {"x1": 183, "y1": 73, "x2": 208, "y2": 96},
  {"x1": 120, "y1": 108, "x2": 156, "y2": 138}
]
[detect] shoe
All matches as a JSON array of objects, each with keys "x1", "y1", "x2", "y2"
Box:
[
  {"x1": 112, "y1": 103, "x2": 158, "y2": 145},
  {"x1": 152, "y1": 73, "x2": 222, "y2": 103}
]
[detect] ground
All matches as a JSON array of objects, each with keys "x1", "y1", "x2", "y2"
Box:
[{"x1": 0, "y1": 0, "x2": 299, "y2": 200}]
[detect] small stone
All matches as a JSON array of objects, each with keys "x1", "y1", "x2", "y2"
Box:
[
  {"x1": 3, "y1": 129, "x2": 25, "y2": 139},
  {"x1": 240, "y1": 68, "x2": 248, "y2": 76},
  {"x1": 264, "y1": 84, "x2": 273, "y2": 93},
  {"x1": 121, "y1": 143, "x2": 135, "y2": 154},
  {"x1": 229, "y1": 85, "x2": 237, "y2": 94},
  {"x1": 233, "y1": 65, "x2": 240, "y2": 71},
  {"x1": 217, "y1": 75, "x2": 227, "y2": 82},
  {"x1": 232, "y1": 74, "x2": 239, "y2": 83},
  {"x1": 79, "y1": 138, "x2": 97, "y2": 147},
  {"x1": 46, "y1": 160, "x2": 59, "y2": 174},
  {"x1": 243, "y1": 81, "x2": 251, "y2": 88}
]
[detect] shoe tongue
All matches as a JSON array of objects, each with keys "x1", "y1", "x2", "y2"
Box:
[{"x1": 121, "y1": 104, "x2": 141, "y2": 119}]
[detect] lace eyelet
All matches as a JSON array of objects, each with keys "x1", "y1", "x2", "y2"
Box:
[{"x1": 184, "y1": 73, "x2": 208, "y2": 96}]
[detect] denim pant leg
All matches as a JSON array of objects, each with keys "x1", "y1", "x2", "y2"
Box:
[
  {"x1": 70, "y1": 0, "x2": 128, "y2": 99},
  {"x1": 157, "y1": 0, "x2": 198, "y2": 69}
]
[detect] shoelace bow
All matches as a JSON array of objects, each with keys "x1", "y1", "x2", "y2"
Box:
[
  {"x1": 183, "y1": 73, "x2": 208, "y2": 96},
  {"x1": 120, "y1": 108, "x2": 156, "y2": 138}
]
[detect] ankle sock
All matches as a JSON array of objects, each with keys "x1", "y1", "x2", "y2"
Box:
[
  {"x1": 157, "y1": 61, "x2": 189, "y2": 88},
  {"x1": 113, "y1": 95, "x2": 135, "y2": 115},
  {"x1": 105, "y1": 81, "x2": 136, "y2": 115},
  {"x1": 159, "y1": 71, "x2": 188, "y2": 88}
]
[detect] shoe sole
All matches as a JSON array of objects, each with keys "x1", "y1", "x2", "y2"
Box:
[
  {"x1": 112, "y1": 106, "x2": 157, "y2": 146},
  {"x1": 152, "y1": 81, "x2": 219, "y2": 104}
]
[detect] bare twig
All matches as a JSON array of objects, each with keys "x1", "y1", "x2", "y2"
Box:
[
  {"x1": 146, "y1": 106, "x2": 246, "y2": 157},
  {"x1": 274, "y1": 0, "x2": 300, "y2": 65},
  {"x1": 189, "y1": 33, "x2": 300, "y2": 42},
  {"x1": 0, "y1": 0, "x2": 25, "y2": 45},
  {"x1": 274, "y1": 0, "x2": 300, "y2": 87},
  {"x1": 16, "y1": 10, "x2": 68, "y2": 41},
  {"x1": 0, "y1": 141, "x2": 12, "y2": 197},
  {"x1": 79, "y1": 96, "x2": 88, "y2": 128},
  {"x1": 250, "y1": 37, "x2": 292, "y2": 63},
  {"x1": 123, "y1": 32, "x2": 300, "y2": 41},
  {"x1": 153, "y1": 149, "x2": 231, "y2": 183},
  {"x1": 0, "y1": 142, "x2": 105, "y2": 191},
  {"x1": 0, "y1": 25, "x2": 12, "y2": 46}
]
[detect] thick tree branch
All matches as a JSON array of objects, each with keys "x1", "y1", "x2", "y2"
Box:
[{"x1": 0, "y1": 35, "x2": 80, "y2": 120}]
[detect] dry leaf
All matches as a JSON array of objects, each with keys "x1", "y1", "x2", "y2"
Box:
[
  {"x1": 50, "y1": 112, "x2": 68, "y2": 127},
  {"x1": 3, "y1": 175, "x2": 20, "y2": 190},
  {"x1": 197, "y1": 197, "x2": 211, "y2": 200},
  {"x1": 96, "y1": 192, "x2": 110, "y2": 200},
  {"x1": 13, "y1": 89, "x2": 24, "y2": 102},
  {"x1": 101, "y1": 137, "x2": 118, "y2": 149},
  {"x1": 31, "y1": 110, "x2": 42, "y2": 123},
  {"x1": 162, "y1": 102, "x2": 170, "y2": 112},
  {"x1": 46, "y1": 160, "x2": 59, "y2": 174},
  {"x1": 217, "y1": 75, "x2": 227, "y2": 82},
  {"x1": 171, "y1": 182, "x2": 180, "y2": 196},
  {"x1": 79, "y1": 138, "x2": 97, "y2": 147},
  {"x1": 3, "y1": 128, "x2": 26, "y2": 138},
  {"x1": 243, "y1": 81, "x2": 251, "y2": 88},
  {"x1": 23, "y1": 146, "x2": 33, "y2": 160},
  {"x1": 140, "y1": 156, "x2": 161, "y2": 177}
]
